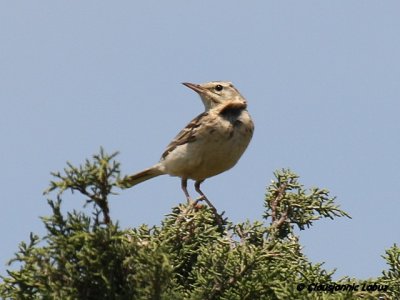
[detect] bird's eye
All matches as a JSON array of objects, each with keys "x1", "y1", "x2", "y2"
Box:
[{"x1": 215, "y1": 85, "x2": 223, "y2": 91}]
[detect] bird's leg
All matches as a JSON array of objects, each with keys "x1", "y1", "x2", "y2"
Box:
[
  {"x1": 181, "y1": 178, "x2": 192, "y2": 203},
  {"x1": 194, "y1": 180, "x2": 214, "y2": 209},
  {"x1": 194, "y1": 180, "x2": 223, "y2": 227},
  {"x1": 193, "y1": 180, "x2": 205, "y2": 204}
]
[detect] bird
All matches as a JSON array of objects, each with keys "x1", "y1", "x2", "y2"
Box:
[{"x1": 119, "y1": 81, "x2": 254, "y2": 210}]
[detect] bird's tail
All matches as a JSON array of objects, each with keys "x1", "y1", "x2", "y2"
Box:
[{"x1": 118, "y1": 164, "x2": 164, "y2": 188}]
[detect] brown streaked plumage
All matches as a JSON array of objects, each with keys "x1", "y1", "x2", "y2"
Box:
[{"x1": 161, "y1": 112, "x2": 206, "y2": 159}]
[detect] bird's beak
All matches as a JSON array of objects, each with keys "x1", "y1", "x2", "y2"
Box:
[{"x1": 182, "y1": 82, "x2": 205, "y2": 94}]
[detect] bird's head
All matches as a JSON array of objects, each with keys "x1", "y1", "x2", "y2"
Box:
[{"x1": 182, "y1": 81, "x2": 246, "y2": 110}]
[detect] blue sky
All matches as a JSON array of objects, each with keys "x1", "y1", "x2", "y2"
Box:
[{"x1": 1, "y1": 1, "x2": 399, "y2": 280}]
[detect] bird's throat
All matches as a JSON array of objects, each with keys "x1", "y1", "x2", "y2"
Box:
[{"x1": 218, "y1": 101, "x2": 247, "y2": 118}]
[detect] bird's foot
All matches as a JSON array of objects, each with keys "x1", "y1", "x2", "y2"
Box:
[
  {"x1": 193, "y1": 195, "x2": 225, "y2": 229},
  {"x1": 185, "y1": 196, "x2": 205, "y2": 210},
  {"x1": 193, "y1": 195, "x2": 206, "y2": 205}
]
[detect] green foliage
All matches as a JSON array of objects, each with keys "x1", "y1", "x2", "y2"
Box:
[
  {"x1": 263, "y1": 169, "x2": 351, "y2": 239},
  {"x1": 380, "y1": 244, "x2": 400, "y2": 297},
  {"x1": 1, "y1": 149, "x2": 398, "y2": 299},
  {"x1": 44, "y1": 148, "x2": 120, "y2": 224}
]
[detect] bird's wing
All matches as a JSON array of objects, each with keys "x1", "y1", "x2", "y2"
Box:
[{"x1": 161, "y1": 112, "x2": 208, "y2": 160}]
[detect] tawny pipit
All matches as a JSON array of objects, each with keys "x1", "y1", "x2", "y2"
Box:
[{"x1": 120, "y1": 81, "x2": 254, "y2": 209}]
